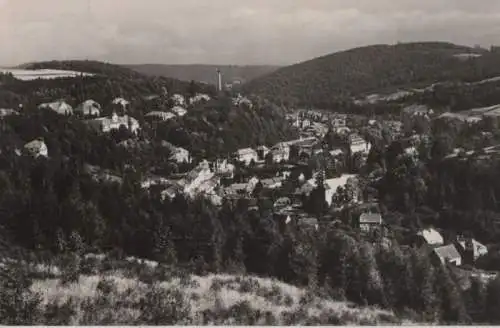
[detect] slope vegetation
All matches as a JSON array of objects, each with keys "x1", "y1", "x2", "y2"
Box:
[
  {"x1": 17, "y1": 255, "x2": 408, "y2": 325},
  {"x1": 243, "y1": 42, "x2": 500, "y2": 108}
]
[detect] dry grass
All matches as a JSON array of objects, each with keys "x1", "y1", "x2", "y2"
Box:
[{"x1": 28, "y1": 257, "x2": 409, "y2": 325}]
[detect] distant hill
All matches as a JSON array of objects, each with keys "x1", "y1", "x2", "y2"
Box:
[
  {"x1": 242, "y1": 42, "x2": 500, "y2": 109},
  {"x1": 1, "y1": 60, "x2": 216, "y2": 109},
  {"x1": 126, "y1": 64, "x2": 280, "y2": 85}
]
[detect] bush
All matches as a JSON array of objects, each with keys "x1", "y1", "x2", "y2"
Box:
[
  {"x1": 136, "y1": 285, "x2": 192, "y2": 325},
  {"x1": 0, "y1": 262, "x2": 44, "y2": 325},
  {"x1": 43, "y1": 297, "x2": 77, "y2": 325}
]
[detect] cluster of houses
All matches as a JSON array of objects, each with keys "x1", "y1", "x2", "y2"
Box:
[{"x1": 413, "y1": 227, "x2": 489, "y2": 267}]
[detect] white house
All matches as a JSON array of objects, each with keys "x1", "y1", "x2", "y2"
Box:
[
  {"x1": 0, "y1": 108, "x2": 19, "y2": 118},
  {"x1": 39, "y1": 100, "x2": 73, "y2": 115},
  {"x1": 235, "y1": 148, "x2": 258, "y2": 165},
  {"x1": 112, "y1": 97, "x2": 130, "y2": 109},
  {"x1": 171, "y1": 106, "x2": 188, "y2": 117},
  {"x1": 75, "y1": 99, "x2": 101, "y2": 116},
  {"x1": 348, "y1": 134, "x2": 371, "y2": 155},
  {"x1": 145, "y1": 111, "x2": 176, "y2": 122},
  {"x1": 270, "y1": 143, "x2": 290, "y2": 162},
  {"x1": 169, "y1": 147, "x2": 191, "y2": 164},
  {"x1": 417, "y1": 228, "x2": 444, "y2": 246},
  {"x1": 170, "y1": 94, "x2": 186, "y2": 106},
  {"x1": 189, "y1": 93, "x2": 211, "y2": 104},
  {"x1": 88, "y1": 112, "x2": 140, "y2": 134},
  {"x1": 24, "y1": 139, "x2": 48, "y2": 158}
]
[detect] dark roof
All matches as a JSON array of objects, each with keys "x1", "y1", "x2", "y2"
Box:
[
  {"x1": 359, "y1": 213, "x2": 383, "y2": 224},
  {"x1": 433, "y1": 244, "x2": 461, "y2": 260}
]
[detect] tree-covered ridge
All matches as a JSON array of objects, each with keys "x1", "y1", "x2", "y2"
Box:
[
  {"x1": 243, "y1": 42, "x2": 500, "y2": 109},
  {"x1": 1, "y1": 60, "x2": 216, "y2": 109}
]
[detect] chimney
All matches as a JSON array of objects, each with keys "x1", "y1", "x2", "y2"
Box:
[{"x1": 216, "y1": 69, "x2": 222, "y2": 92}]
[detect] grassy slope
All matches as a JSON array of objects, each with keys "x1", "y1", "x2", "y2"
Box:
[{"x1": 26, "y1": 256, "x2": 411, "y2": 325}]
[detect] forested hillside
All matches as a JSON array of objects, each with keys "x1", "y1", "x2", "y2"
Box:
[
  {"x1": 0, "y1": 61, "x2": 297, "y2": 158},
  {"x1": 243, "y1": 42, "x2": 500, "y2": 109},
  {"x1": 126, "y1": 64, "x2": 280, "y2": 85}
]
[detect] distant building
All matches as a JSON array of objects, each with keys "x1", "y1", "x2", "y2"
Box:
[
  {"x1": 171, "y1": 106, "x2": 188, "y2": 117},
  {"x1": 432, "y1": 244, "x2": 462, "y2": 266},
  {"x1": 348, "y1": 134, "x2": 371, "y2": 155},
  {"x1": 75, "y1": 99, "x2": 101, "y2": 117},
  {"x1": 87, "y1": 112, "x2": 140, "y2": 134},
  {"x1": 24, "y1": 139, "x2": 48, "y2": 158},
  {"x1": 359, "y1": 213, "x2": 383, "y2": 233},
  {"x1": 235, "y1": 148, "x2": 258, "y2": 165},
  {"x1": 170, "y1": 94, "x2": 186, "y2": 106},
  {"x1": 0, "y1": 108, "x2": 19, "y2": 118},
  {"x1": 189, "y1": 93, "x2": 211, "y2": 105},
  {"x1": 170, "y1": 147, "x2": 191, "y2": 164},
  {"x1": 112, "y1": 97, "x2": 130, "y2": 111},
  {"x1": 39, "y1": 100, "x2": 73, "y2": 115},
  {"x1": 416, "y1": 228, "x2": 444, "y2": 247},
  {"x1": 145, "y1": 111, "x2": 176, "y2": 122},
  {"x1": 455, "y1": 236, "x2": 488, "y2": 264}
]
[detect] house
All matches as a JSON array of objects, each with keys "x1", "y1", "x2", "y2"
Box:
[
  {"x1": 140, "y1": 176, "x2": 170, "y2": 189},
  {"x1": 76, "y1": 99, "x2": 101, "y2": 116},
  {"x1": 359, "y1": 213, "x2": 383, "y2": 233},
  {"x1": 297, "y1": 217, "x2": 319, "y2": 231},
  {"x1": 213, "y1": 159, "x2": 236, "y2": 178},
  {"x1": 332, "y1": 115, "x2": 347, "y2": 130},
  {"x1": 189, "y1": 93, "x2": 211, "y2": 104},
  {"x1": 432, "y1": 244, "x2": 462, "y2": 266},
  {"x1": 274, "y1": 197, "x2": 292, "y2": 210},
  {"x1": 161, "y1": 140, "x2": 191, "y2": 164},
  {"x1": 0, "y1": 108, "x2": 19, "y2": 118},
  {"x1": 39, "y1": 100, "x2": 73, "y2": 115},
  {"x1": 170, "y1": 94, "x2": 186, "y2": 106},
  {"x1": 235, "y1": 148, "x2": 258, "y2": 165},
  {"x1": 112, "y1": 97, "x2": 130, "y2": 111},
  {"x1": 455, "y1": 237, "x2": 488, "y2": 264},
  {"x1": 145, "y1": 111, "x2": 176, "y2": 122},
  {"x1": 23, "y1": 139, "x2": 48, "y2": 158},
  {"x1": 348, "y1": 134, "x2": 371, "y2": 155},
  {"x1": 171, "y1": 106, "x2": 187, "y2": 117},
  {"x1": 270, "y1": 143, "x2": 290, "y2": 163},
  {"x1": 260, "y1": 177, "x2": 283, "y2": 190},
  {"x1": 169, "y1": 147, "x2": 191, "y2": 164},
  {"x1": 416, "y1": 228, "x2": 444, "y2": 247},
  {"x1": 87, "y1": 112, "x2": 140, "y2": 134},
  {"x1": 233, "y1": 95, "x2": 253, "y2": 108}
]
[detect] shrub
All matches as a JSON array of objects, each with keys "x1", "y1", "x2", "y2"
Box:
[
  {"x1": 0, "y1": 262, "x2": 43, "y2": 325},
  {"x1": 43, "y1": 297, "x2": 77, "y2": 325},
  {"x1": 136, "y1": 285, "x2": 192, "y2": 325}
]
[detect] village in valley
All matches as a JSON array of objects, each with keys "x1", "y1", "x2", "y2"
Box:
[{"x1": 7, "y1": 66, "x2": 497, "y2": 284}]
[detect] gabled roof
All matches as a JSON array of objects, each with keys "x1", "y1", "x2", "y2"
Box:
[
  {"x1": 433, "y1": 244, "x2": 461, "y2": 261},
  {"x1": 359, "y1": 213, "x2": 383, "y2": 224},
  {"x1": 417, "y1": 228, "x2": 444, "y2": 245}
]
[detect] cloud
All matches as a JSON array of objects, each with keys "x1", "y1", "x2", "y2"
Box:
[{"x1": 0, "y1": 0, "x2": 499, "y2": 66}]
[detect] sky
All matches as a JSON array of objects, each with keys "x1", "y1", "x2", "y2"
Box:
[{"x1": 1, "y1": 0, "x2": 500, "y2": 67}]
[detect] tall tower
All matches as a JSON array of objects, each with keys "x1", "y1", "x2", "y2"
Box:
[{"x1": 216, "y1": 69, "x2": 222, "y2": 92}]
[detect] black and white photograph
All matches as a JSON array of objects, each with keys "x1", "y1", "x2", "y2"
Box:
[{"x1": 1, "y1": 0, "x2": 500, "y2": 325}]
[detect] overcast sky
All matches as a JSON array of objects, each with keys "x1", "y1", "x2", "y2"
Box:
[{"x1": 1, "y1": 0, "x2": 500, "y2": 66}]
